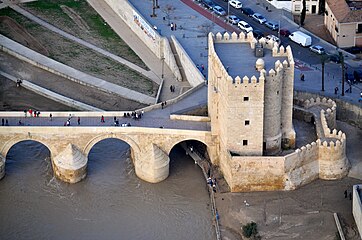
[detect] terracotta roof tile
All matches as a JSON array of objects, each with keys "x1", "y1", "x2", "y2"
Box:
[{"x1": 326, "y1": 0, "x2": 350, "y2": 22}]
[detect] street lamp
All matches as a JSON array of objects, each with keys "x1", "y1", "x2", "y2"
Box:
[
  {"x1": 338, "y1": 50, "x2": 345, "y2": 96},
  {"x1": 227, "y1": 1, "x2": 230, "y2": 17},
  {"x1": 151, "y1": 0, "x2": 157, "y2": 17}
]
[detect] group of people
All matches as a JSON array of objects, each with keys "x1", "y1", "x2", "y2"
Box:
[
  {"x1": 1, "y1": 118, "x2": 9, "y2": 126},
  {"x1": 161, "y1": 101, "x2": 167, "y2": 109},
  {"x1": 123, "y1": 110, "x2": 144, "y2": 120},
  {"x1": 170, "y1": 22, "x2": 177, "y2": 31},
  {"x1": 207, "y1": 177, "x2": 217, "y2": 193},
  {"x1": 25, "y1": 109, "x2": 41, "y2": 118},
  {"x1": 169, "y1": 85, "x2": 176, "y2": 92}
]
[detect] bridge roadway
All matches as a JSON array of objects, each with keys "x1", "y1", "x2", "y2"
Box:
[{"x1": 1, "y1": 85, "x2": 209, "y2": 131}]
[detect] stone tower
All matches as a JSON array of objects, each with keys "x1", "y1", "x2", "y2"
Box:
[{"x1": 208, "y1": 32, "x2": 295, "y2": 157}]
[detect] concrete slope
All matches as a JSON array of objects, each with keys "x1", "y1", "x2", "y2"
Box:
[{"x1": 0, "y1": 34, "x2": 156, "y2": 105}]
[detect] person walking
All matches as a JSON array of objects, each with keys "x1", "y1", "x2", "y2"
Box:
[
  {"x1": 170, "y1": 22, "x2": 174, "y2": 31},
  {"x1": 50, "y1": 113, "x2": 53, "y2": 121},
  {"x1": 78, "y1": 117, "x2": 80, "y2": 125},
  {"x1": 300, "y1": 73, "x2": 305, "y2": 81},
  {"x1": 334, "y1": 86, "x2": 339, "y2": 95},
  {"x1": 170, "y1": 85, "x2": 173, "y2": 92},
  {"x1": 161, "y1": 102, "x2": 164, "y2": 109},
  {"x1": 1, "y1": 118, "x2": 4, "y2": 126},
  {"x1": 101, "y1": 115, "x2": 105, "y2": 123}
]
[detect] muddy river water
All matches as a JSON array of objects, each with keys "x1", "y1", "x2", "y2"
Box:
[{"x1": 0, "y1": 139, "x2": 214, "y2": 240}]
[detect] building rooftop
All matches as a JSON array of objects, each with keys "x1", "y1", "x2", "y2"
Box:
[
  {"x1": 327, "y1": 0, "x2": 362, "y2": 23},
  {"x1": 214, "y1": 42, "x2": 288, "y2": 80}
]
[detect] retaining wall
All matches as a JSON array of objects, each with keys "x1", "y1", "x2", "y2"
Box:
[
  {"x1": 102, "y1": 0, "x2": 182, "y2": 82},
  {"x1": 170, "y1": 35, "x2": 205, "y2": 86}
]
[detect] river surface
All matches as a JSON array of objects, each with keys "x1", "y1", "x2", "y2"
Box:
[{"x1": 0, "y1": 139, "x2": 214, "y2": 240}]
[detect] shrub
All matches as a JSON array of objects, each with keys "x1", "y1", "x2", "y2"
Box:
[{"x1": 242, "y1": 221, "x2": 258, "y2": 238}]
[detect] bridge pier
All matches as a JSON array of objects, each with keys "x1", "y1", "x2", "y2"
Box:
[
  {"x1": 135, "y1": 144, "x2": 170, "y2": 183},
  {"x1": 52, "y1": 144, "x2": 87, "y2": 183},
  {"x1": 0, "y1": 154, "x2": 4, "y2": 180}
]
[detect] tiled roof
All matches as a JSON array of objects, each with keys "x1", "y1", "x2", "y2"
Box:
[{"x1": 327, "y1": 0, "x2": 362, "y2": 23}]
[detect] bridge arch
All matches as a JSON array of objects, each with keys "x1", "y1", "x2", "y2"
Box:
[
  {"x1": 1, "y1": 136, "x2": 55, "y2": 158},
  {"x1": 83, "y1": 133, "x2": 141, "y2": 158},
  {"x1": 166, "y1": 137, "x2": 211, "y2": 156}
]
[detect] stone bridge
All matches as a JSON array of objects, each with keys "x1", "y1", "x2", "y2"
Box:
[{"x1": 0, "y1": 125, "x2": 217, "y2": 184}]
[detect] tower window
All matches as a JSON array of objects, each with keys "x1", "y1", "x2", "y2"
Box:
[
  {"x1": 243, "y1": 140, "x2": 248, "y2": 146},
  {"x1": 243, "y1": 96, "x2": 249, "y2": 101},
  {"x1": 245, "y1": 120, "x2": 250, "y2": 125}
]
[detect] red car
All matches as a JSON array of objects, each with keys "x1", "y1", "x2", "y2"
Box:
[{"x1": 279, "y1": 28, "x2": 291, "y2": 37}]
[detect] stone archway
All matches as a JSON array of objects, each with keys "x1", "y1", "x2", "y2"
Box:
[
  {"x1": 83, "y1": 133, "x2": 141, "y2": 158},
  {"x1": 1, "y1": 139, "x2": 52, "y2": 180},
  {"x1": 1, "y1": 136, "x2": 54, "y2": 158}
]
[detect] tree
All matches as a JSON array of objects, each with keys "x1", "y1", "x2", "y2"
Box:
[
  {"x1": 162, "y1": 4, "x2": 175, "y2": 25},
  {"x1": 318, "y1": 0, "x2": 325, "y2": 15},
  {"x1": 199, "y1": 22, "x2": 214, "y2": 49},
  {"x1": 300, "y1": 0, "x2": 307, "y2": 26}
]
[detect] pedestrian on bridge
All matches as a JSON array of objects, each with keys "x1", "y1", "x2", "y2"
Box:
[
  {"x1": 101, "y1": 115, "x2": 105, "y2": 123},
  {"x1": 1, "y1": 118, "x2": 4, "y2": 126},
  {"x1": 50, "y1": 113, "x2": 52, "y2": 121},
  {"x1": 78, "y1": 117, "x2": 81, "y2": 125}
]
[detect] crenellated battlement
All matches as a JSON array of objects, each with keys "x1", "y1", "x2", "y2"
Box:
[
  {"x1": 295, "y1": 141, "x2": 319, "y2": 155},
  {"x1": 304, "y1": 97, "x2": 336, "y2": 110},
  {"x1": 214, "y1": 31, "x2": 255, "y2": 45}
]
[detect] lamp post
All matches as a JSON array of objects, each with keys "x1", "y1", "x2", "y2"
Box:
[
  {"x1": 227, "y1": 1, "x2": 230, "y2": 17},
  {"x1": 151, "y1": 0, "x2": 157, "y2": 17},
  {"x1": 338, "y1": 50, "x2": 345, "y2": 96},
  {"x1": 278, "y1": 20, "x2": 280, "y2": 40}
]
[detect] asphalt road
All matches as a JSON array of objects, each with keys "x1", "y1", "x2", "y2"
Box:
[{"x1": 206, "y1": 0, "x2": 338, "y2": 65}]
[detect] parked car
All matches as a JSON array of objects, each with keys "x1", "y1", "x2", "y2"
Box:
[
  {"x1": 265, "y1": 34, "x2": 280, "y2": 44},
  {"x1": 213, "y1": 5, "x2": 226, "y2": 16},
  {"x1": 279, "y1": 28, "x2": 291, "y2": 37},
  {"x1": 227, "y1": 15, "x2": 240, "y2": 25},
  {"x1": 201, "y1": 0, "x2": 215, "y2": 10},
  {"x1": 251, "y1": 13, "x2": 267, "y2": 24},
  {"x1": 327, "y1": 54, "x2": 341, "y2": 64},
  {"x1": 344, "y1": 46, "x2": 362, "y2": 54},
  {"x1": 253, "y1": 29, "x2": 264, "y2": 39},
  {"x1": 288, "y1": 31, "x2": 312, "y2": 47},
  {"x1": 229, "y1": 0, "x2": 242, "y2": 9},
  {"x1": 238, "y1": 20, "x2": 253, "y2": 33},
  {"x1": 241, "y1": 7, "x2": 254, "y2": 17},
  {"x1": 309, "y1": 45, "x2": 325, "y2": 55},
  {"x1": 265, "y1": 21, "x2": 279, "y2": 31}
]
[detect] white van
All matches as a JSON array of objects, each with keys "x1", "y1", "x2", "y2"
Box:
[{"x1": 288, "y1": 31, "x2": 312, "y2": 47}]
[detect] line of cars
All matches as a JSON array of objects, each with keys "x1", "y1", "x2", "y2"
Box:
[{"x1": 198, "y1": 0, "x2": 339, "y2": 62}]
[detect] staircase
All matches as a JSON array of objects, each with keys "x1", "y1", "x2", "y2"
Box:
[{"x1": 168, "y1": 37, "x2": 187, "y2": 81}]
